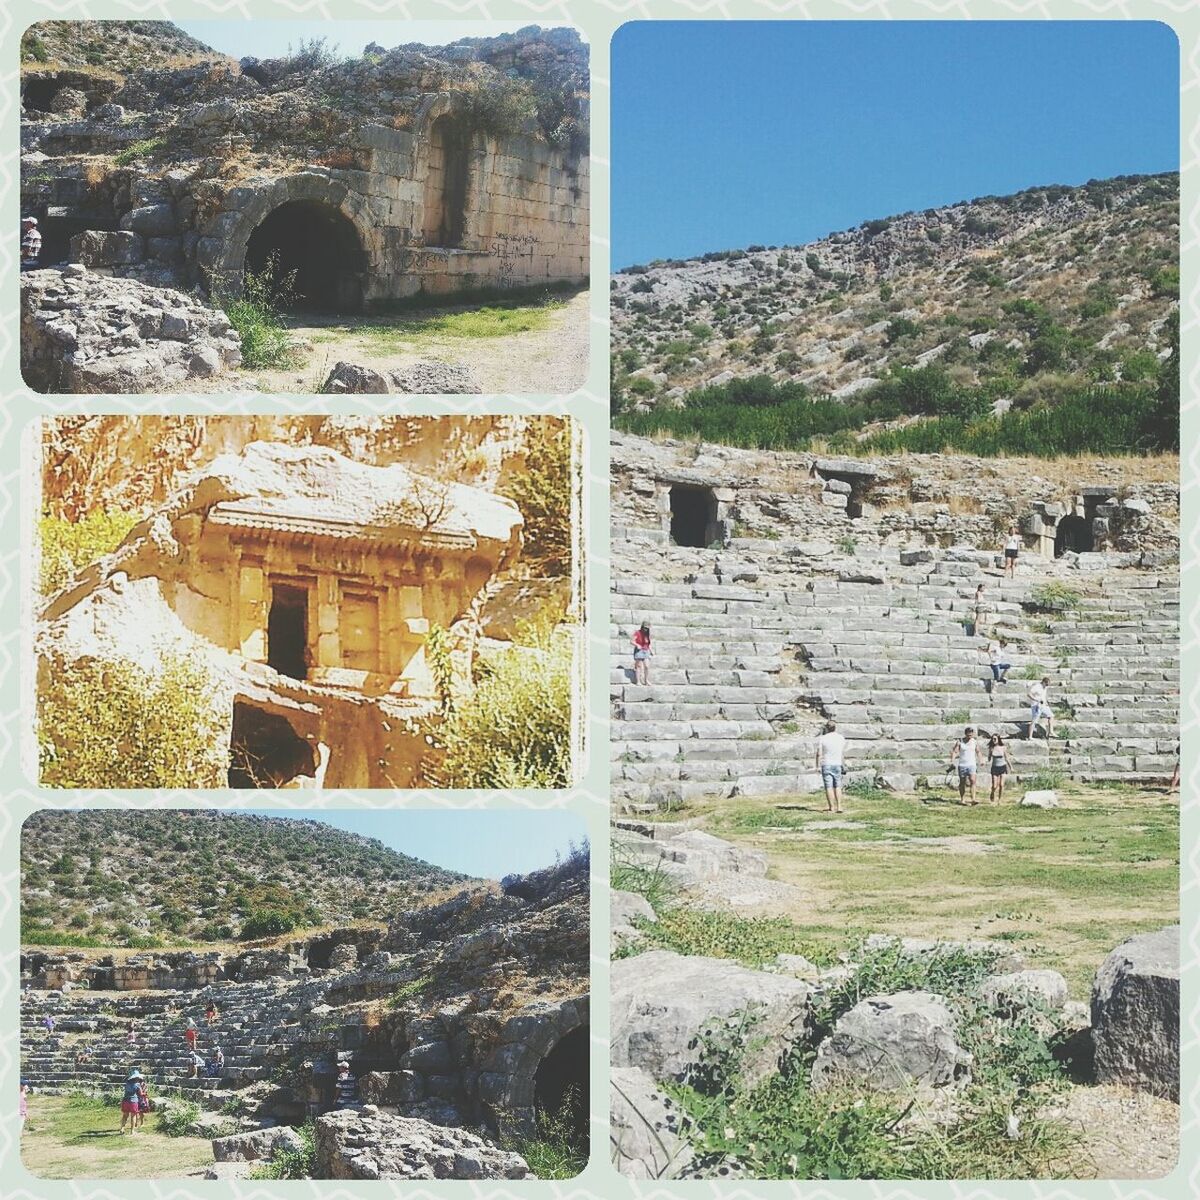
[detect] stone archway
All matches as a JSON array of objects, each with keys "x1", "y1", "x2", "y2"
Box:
[
  {"x1": 200, "y1": 173, "x2": 374, "y2": 310},
  {"x1": 534, "y1": 1024, "x2": 588, "y2": 1142}
]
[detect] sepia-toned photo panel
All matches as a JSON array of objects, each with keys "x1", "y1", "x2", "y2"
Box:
[
  {"x1": 19, "y1": 808, "x2": 590, "y2": 1180},
  {"x1": 35, "y1": 415, "x2": 581, "y2": 790},
  {"x1": 609, "y1": 21, "x2": 1179, "y2": 1182},
  {"x1": 20, "y1": 19, "x2": 589, "y2": 395}
]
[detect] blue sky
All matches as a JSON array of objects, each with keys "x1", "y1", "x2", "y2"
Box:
[
  {"x1": 176, "y1": 20, "x2": 573, "y2": 61},
  {"x1": 612, "y1": 21, "x2": 1179, "y2": 268},
  {"x1": 244, "y1": 808, "x2": 586, "y2": 880}
]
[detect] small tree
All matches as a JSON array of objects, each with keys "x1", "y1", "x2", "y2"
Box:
[{"x1": 501, "y1": 419, "x2": 575, "y2": 575}]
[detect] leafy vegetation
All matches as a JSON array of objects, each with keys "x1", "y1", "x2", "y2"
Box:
[
  {"x1": 113, "y1": 137, "x2": 167, "y2": 167},
  {"x1": 386, "y1": 975, "x2": 435, "y2": 1009},
  {"x1": 39, "y1": 509, "x2": 139, "y2": 597},
  {"x1": 157, "y1": 1101, "x2": 200, "y2": 1138},
  {"x1": 248, "y1": 1122, "x2": 315, "y2": 1179},
  {"x1": 426, "y1": 610, "x2": 574, "y2": 788},
  {"x1": 499, "y1": 418, "x2": 575, "y2": 574},
  {"x1": 38, "y1": 653, "x2": 229, "y2": 789},
  {"x1": 218, "y1": 254, "x2": 300, "y2": 370},
  {"x1": 501, "y1": 1087, "x2": 588, "y2": 1178}
]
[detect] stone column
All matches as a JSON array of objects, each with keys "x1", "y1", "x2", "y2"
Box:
[
  {"x1": 239, "y1": 558, "x2": 266, "y2": 662},
  {"x1": 316, "y1": 573, "x2": 340, "y2": 669}
]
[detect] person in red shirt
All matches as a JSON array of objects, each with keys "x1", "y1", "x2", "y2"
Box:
[{"x1": 632, "y1": 622, "x2": 652, "y2": 685}]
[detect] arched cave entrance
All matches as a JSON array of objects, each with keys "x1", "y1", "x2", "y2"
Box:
[
  {"x1": 669, "y1": 484, "x2": 718, "y2": 548},
  {"x1": 243, "y1": 200, "x2": 366, "y2": 313},
  {"x1": 534, "y1": 1025, "x2": 589, "y2": 1144},
  {"x1": 268, "y1": 583, "x2": 309, "y2": 680},
  {"x1": 228, "y1": 702, "x2": 317, "y2": 788},
  {"x1": 21, "y1": 76, "x2": 63, "y2": 113},
  {"x1": 424, "y1": 115, "x2": 471, "y2": 249},
  {"x1": 1054, "y1": 514, "x2": 1093, "y2": 557}
]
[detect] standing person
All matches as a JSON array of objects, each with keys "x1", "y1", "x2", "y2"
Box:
[
  {"x1": 19, "y1": 1081, "x2": 28, "y2": 1133},
  {"x1": 119, "y1": 1069, "x2": 143, "y2": 1134},
  {"x1": 136, "y1": 1078, "x2": 150, "y2": 1128},
  {"x1": 988, "y1": 735, "x2": 1010, "y2": 804},
  {"x1": 631, "y1": 622, "x2": 653, "y2": 686},
  {"x1": 816, "y1": 720, "x2": 847, "y2": 814},
  {"x1": 950, "y1": 726, "x2": 979, "y2": 805},
  {"x1": 126, "y1": 1020, "x2": 137, "y2": 1047},
  {"x1": 1003, "y1": 526, "x2": 1021, "y2": 578},
  {"x1": 42, "y1": 1014, "x2": 55, "y2": 1038},
  {"x1": 971, "y1": 583, "x2": 990, "y2": 637},
  {"x1": 205, "y1": 1001, "x2": 218, "y2": 1025},
  {"x1": 20, "y1": 217, "x2": 42, "y2": 271},
  {"x1": 984, "y1": 638, "x2": 1011, "y2": 686},
  {"x1": 1027, "y1": 677, "x2": 1055, "y2": 739},
  {"x1": 184, "y1": 1017, "x2": 198, "y2": 1053}
]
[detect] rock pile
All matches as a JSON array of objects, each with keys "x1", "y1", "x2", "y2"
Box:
[
  {"x1": 322, "y1": 360, "x2": 481, "y2": 395},
  {"x1": 21, "y1": 266, "x2": 241, "y2": 392}
]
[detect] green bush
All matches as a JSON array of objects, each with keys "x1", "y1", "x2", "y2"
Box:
[
  {"x1": 501, "y1": 1086, "x2": 588, "y2": 1178},
  {"x1": 240, "y1": 909, "x2": 299, "y2": 940},
  {"x1": 249, "y1": 1122, "x2": 315, "y2": 1179},
  {"x1": 40, "y1": 509, "x2": 139, "y2": 597},
  {"x1": 220, "y1": 253, "x2": 299, "y2": 370},
  {"x1": 499, "y1": 420, "x2": 574, "y2": 575},
  {"x1": 1029, "y1": 582, "x2": 1081, "y2": 611},
  {"x1": 22, "y1": 31, "x2": 50, "y2": 61},
  {"x1": 113, "y1": 137, "x2": 167, "y2": 167},
  {"x1": 39, "y1": 653, "x2": 228, "y2": 789},
  {"x1": 426, "y1": 623, "x2": 573, "y2": 788},
  {"x1": 158, "y1": 1100, "x2": 201, "y2": 1138}
]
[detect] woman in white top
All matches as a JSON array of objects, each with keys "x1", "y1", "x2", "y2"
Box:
[
  {"x1": 988, "y1": 734, "x2": 1010, "y2": 804},
  {"x1": 950, "y1": 726, "x2": 979, "y2": 806},
  {"x1": 1003, "y1": 526, "x2": 1021, "y2": 578}
]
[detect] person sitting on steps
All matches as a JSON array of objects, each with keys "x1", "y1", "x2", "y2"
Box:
[
  {"x1": 985, "y1": 637, "x2": 1011, "y2": 688},
  {"x1": 950, "y1": 725, "x2": 979, "y2": 805},
  {"x1": 816, "y1": 720, "x2": 846, "y2": 814}
]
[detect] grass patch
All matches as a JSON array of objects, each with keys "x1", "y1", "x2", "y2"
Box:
[
  {"x1": 348, "y1": 299, "x2": 563, "y2": 346},
  {"x1": 500, "y1": 1089, "x2": 587, "y2": 1179},
  {"x1": 157, "y1": 1101, "x2": 200, "y2": 1138},
  {"x1": 218, "y1": 254, "x2": 300, "y2": 371},
  {"x1": 1029, "y1": 582, "x2": 1083, "y2": 612},
  {"x1": 386, "y1": 975, "x2": 434, "y2": 1008},
  {"x1": 113, "y1": 137, "x2": 166, "y2": 167},
  {"x1": 21, "y1": 1094, "x2": 212, "y2": 1180}
]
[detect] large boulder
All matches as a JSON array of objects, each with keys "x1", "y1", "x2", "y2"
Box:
[
  {"x1": 20, "y1": 267, "x2": 241, "y2": 393},
  {"x1": 312, "y1": 1107, "x2": 530, "y2": 1179},
  {"x1": 1091, "y1": 926, "x2": 1179, "y2": 1100},
  {"x1": 610, "y1": 1066, "x2": 692, "y2": 1180},
  {"x1": 211, "y1": 1124, "x2": 307, "y2": 1162},
  {"x1": 611, "y1": 950, "x2": 812, "y2": 1086},
  {"x1": 811, "y1": 992, "x2": 971, "y2": 1091}
]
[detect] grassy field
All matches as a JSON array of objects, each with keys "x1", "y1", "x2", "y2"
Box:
[
  {"x1": 21, "y1": 1094, "x2": 213, "y2": 1179},
  {"x1": 624, "y1": 782, "x2": 1177, "y2": 996}
]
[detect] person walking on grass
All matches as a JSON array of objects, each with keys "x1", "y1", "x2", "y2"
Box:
[
  {"x1": 816, "y1": 720, "x2": 847, "y2": 813},
  {"x1": 1027, "y1": 677, "x2": 1055, "y2": 739},
  {"x1": 988, "y1": 734, "x2": 1010, "y2": 804},
  {"x1": 19, "y1": 1082, "x2": 28, "y2": 1134},
  {"x1": 119, "y1": 1069, "x2": 143, "y2": 1134},
  {"x1": 1003, "y1": 526, "x2": 1021, "y2": 578},
  {"x1": 632, "y1": 621, "x2": 653, "y2": 686},
  {"x1": 951, "y1": 726, "x2": 980, "y2": 805},
  {"x1": 136, "y1": 1078, "x2": 150, "y2": 1129},
  {"x1": 985, "y1": 637, "x2": 1011, "y2": 687}
]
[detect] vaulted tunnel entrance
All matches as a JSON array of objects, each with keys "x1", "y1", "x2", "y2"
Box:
[
  {"x1": 228, "y1": 702, "x2": 317, "y2": 788},
  {"x1": 534, "y1": 1025, "x2": 589, "y2": 1144},
  {"x1": 244, "y1": 200, "x2": 366, "y2": 313},
  {"x1": 1054, "y1": 514, "x2": 1093, "y2": 557},
  {"x1": 669, "y1": 484, "x2": 718, "y2": 548}
]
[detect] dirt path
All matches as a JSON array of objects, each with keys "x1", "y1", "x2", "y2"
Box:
[
  {"x1": 1045, "y1": 1084, "x2": 1178, "y2": 1178},
  {"x1": 196, "y1": 289, "x2": 590, "y2": 395}
]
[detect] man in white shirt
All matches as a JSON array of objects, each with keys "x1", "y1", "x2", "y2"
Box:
[
  {"x1": 816, "y1": 720, "x2": 847, "y2": 813},
  {"x1": 1027, "y1": 677, "x2": 1054, "y2": 739}
]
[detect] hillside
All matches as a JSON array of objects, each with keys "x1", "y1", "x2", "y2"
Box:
[
  {"x1": 611, "y1": 174, "x2": 1179, "y2": 457},
  {"x1": 21, "y1": 811, "x2": 472, "y2": 948},
  {"x1": 21, "y1": 21, "x2": 220, "y2": 71}
]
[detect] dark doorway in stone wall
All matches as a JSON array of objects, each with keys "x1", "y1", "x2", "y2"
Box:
[
  {"x1": 534, "y1": 1025, "x2": 589, "y2": 1145},
  {"x1": 424, "y1": 115, "x2": 471, "y2": 248},
  {"x1": 669, "y1": 484, "x2": 717, "y2": 548},
  {"x1": 268, "y1": 584, "x2": 309, "y2": 679},
  {"x1": 21, "y1": 76, "x2": 62, "y2": 113},
  {"x1": 1054, "y1": 514, "x2": 1093, "y2": 557},
  {"x1": 228, "y1": 702, "x2": 316, "y2": 788},
  {"x1": 244, "y1": 200, "x2": 366, "y2": 313}
]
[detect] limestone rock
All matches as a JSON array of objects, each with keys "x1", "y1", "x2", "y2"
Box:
[
  {"x1": 1020, "y1": 790, "x2": 1060, "y2": 808},
  {"x1": 21, "y1": 268, "x2": 241, "y2": 393},
  {"x1": 322, "y1": 360, "x2": 482, "y2": 395},
  {"x1": 981, "y1": 969, "x2": 1069, "y2": 1014},
  {"x1": 1091, "y1": 926, "x2": 1179, "y2": 1100},
  {"x1": 610, "y1": 1065, "x2": 692, "y2": 1179},
  {"x1": 611, "y1": 889, "x2": 655, "y2": 951},
  {"x1": 611, "y1": 950, "x2": 812, "y2": 1086},
  {"x1": 312, "y1": 1108, "x2": 530, "y2": 1179},
  {"x1": 212, "y1": 1124, "x2": 307, "y2": 1162},
  {"x1": 811, "y1": 991, "x2": 971, "y2": 1091}
]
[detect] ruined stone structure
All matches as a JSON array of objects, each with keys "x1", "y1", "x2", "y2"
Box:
[
  {"x1": 20, "y1": 858, "x2": 589, "y2": 1178},
  {"x1": 611, "y1": 434, "x2": 1179, "y2": 811},
  {"x1": 21, "y1": 25, "x2": 589, "y2": 308},
  {"x1": 38, "y1": 441, "x2": 525, "y2": 788}
]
